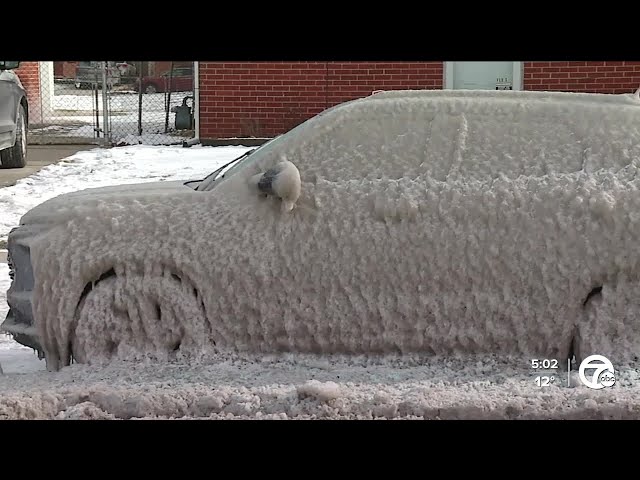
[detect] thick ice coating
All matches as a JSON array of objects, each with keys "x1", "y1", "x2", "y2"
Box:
[{"x1": 12, "y1": 89, "x2": 640, "y2": 371}]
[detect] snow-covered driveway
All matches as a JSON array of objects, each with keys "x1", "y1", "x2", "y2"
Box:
[{"x1": 2, "y1": 145, "x2": 640, "y2": 419}]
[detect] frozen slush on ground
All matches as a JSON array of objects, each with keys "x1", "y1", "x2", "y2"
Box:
[
  {"x1": 3, "y1": 89, "x2": 640, "y2": 419},
  {"x1": 2, "y1": 353, "x2": 640, "y2": 419}
]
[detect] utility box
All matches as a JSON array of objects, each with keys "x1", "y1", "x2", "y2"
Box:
[{"x1": 174, "y1": 96, "x2": 194, "y2": 130}]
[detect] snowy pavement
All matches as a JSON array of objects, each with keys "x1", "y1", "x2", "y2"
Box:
[{"x1": 2, "y1": 144, "x2": 640, "y2": 419}]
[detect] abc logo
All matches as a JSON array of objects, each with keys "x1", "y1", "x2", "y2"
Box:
[{"x1": 578, "y1": 355, "x2": 616, "y2": 390}]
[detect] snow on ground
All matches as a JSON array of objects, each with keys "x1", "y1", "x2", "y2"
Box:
[
  {"x1": 115, "y1": 133, "x2": 191, "y2": 146},
  {"x1": 30, "y1": 112, "x2": 188, "y2": 145},
  {"x1": 0, "y1": 144, "x2": 253, "y2": 243},
  {"x1": 3, "y1": 347, "x2": 640, "y2": 419},
  {"x1": 53, "y1": 91, "x2": 191, "y2": 114},
  {"x1": 30, "y1": 121, "x2": 189, "y2": 146}
]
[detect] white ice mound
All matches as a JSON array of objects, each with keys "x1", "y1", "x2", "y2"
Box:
[{"x1": 16, "y1": 90, "x2": 640, "y2": 371}]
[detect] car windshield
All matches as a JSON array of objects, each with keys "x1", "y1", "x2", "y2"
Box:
[
  {"x1": 191, "y1": 136, "x2": 281, "y2": 192},
  {"x1": 187, "y1": 107, "x2": 334, "y2": 192},
  {"x1": 194, "y1": 148, "x2": 257, "y2": 191}
]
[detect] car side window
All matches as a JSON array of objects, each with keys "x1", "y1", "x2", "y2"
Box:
[
  {"x1": 452, "y1": 103, "x2": 640, "y2": 181},
  {"x1": 279, "y1": 101, "x2": 461, "y2": 183}
]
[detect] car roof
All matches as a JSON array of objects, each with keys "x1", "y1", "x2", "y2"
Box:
[
  {"x1": 364, "y1": 88, "x2": 640, "y2": 106},
  {"x1": 310, "y1": 89, "x2": 640, "y2": 129}
]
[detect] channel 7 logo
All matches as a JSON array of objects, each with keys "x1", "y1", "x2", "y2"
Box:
[{"x1": 578, "y1": 355, "x2": 616, "y2": 390}]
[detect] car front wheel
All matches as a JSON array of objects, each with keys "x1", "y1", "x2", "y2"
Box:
[{"x1": 0, "y1": 103, "x2": 27, "y2": 169}]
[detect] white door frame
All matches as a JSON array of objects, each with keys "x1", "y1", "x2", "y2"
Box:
[{"x1": 444, "y1": 62, "x2": 523, "y2": 90}]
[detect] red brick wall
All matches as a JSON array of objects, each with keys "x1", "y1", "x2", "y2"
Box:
[
  {"x1": 523, "y1": 61, "x2": 640, "y2": 94},
  {"x1": 199, "y1": 61, "x2": 640, "y2": 140},
  {"x1": 199, "y1": 61, "x2": 444, "y2": 139},
  {"x1": 14, "y1": 62, "x2": 41, "y2": 123}
]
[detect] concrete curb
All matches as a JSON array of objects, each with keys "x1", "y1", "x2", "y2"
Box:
[{"x1": 0, "y1": 250, "x2": 7, "y2": 264}]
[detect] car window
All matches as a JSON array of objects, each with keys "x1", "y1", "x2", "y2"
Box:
[
  {"x1": 264, "y1": 99, "x2": 460, "y2": 183},
  {"x1": 452, "y1": 101, "x2": 640, "y2": 181}
]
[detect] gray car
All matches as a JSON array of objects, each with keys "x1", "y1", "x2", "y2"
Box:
[{"x1": 0, "y1": 61, "x2": 28, "y2": 169}]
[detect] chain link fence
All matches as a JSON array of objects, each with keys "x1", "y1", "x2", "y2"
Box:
[{"x1": 27, "y1": 61, "x2": 196, "y2": 146}]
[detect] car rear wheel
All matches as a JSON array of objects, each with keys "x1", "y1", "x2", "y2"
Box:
[
  {"x1": 145, "y1": 84, "x2": 158, "y2": 94},
  {"x1": 0, "y1": 104, "x2": 27, "y2": 169}
]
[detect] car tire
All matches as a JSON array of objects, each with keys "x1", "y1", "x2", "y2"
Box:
[
  {"x1": 145, "y1": 84, "x2": 158, "y2": 94},
  {"x1": 0, "y1": 104, "x2": 27, "y2": 169}
]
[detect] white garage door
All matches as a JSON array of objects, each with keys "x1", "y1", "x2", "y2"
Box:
[{"x1": 452, "y1": 62, "x2": 515, "y2": 90}]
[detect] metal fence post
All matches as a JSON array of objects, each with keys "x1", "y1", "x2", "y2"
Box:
[
  {"x1": 138, "y1": 61, "x2": 143, "y2": 137},
  {"x1": 101, "y1": 61, "x2": 110, "y2": 146}
]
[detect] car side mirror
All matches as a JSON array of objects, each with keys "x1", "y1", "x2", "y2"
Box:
[
  {"x1": 0, "y1": 61, "x2": 20, "y2": 71},
  {"x1": 248, "y1": 160, "x2": 302, "y2": 212}
]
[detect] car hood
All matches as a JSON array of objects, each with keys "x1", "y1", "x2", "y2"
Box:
[{"x1": 18, "y1": 179, "x2": 198, "y2": 231}]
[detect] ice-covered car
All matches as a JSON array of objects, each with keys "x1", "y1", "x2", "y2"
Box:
[
  {"x1": 4, "y1": 88, "x2": 640, "y2": 372},
  {"x1": 0, "y1": 61, "x2": 28, "y2": 169}
]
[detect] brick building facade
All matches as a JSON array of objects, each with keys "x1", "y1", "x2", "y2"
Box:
[
  {"x1": 198, "y1": 61, "x2": 640, "y2": 141},
  {"x1": 198, "y1": 62, "x2": 444, "y2": 139},
  {"x1": 522, "y1": 61, "x2": 640, "y2": 93}
]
